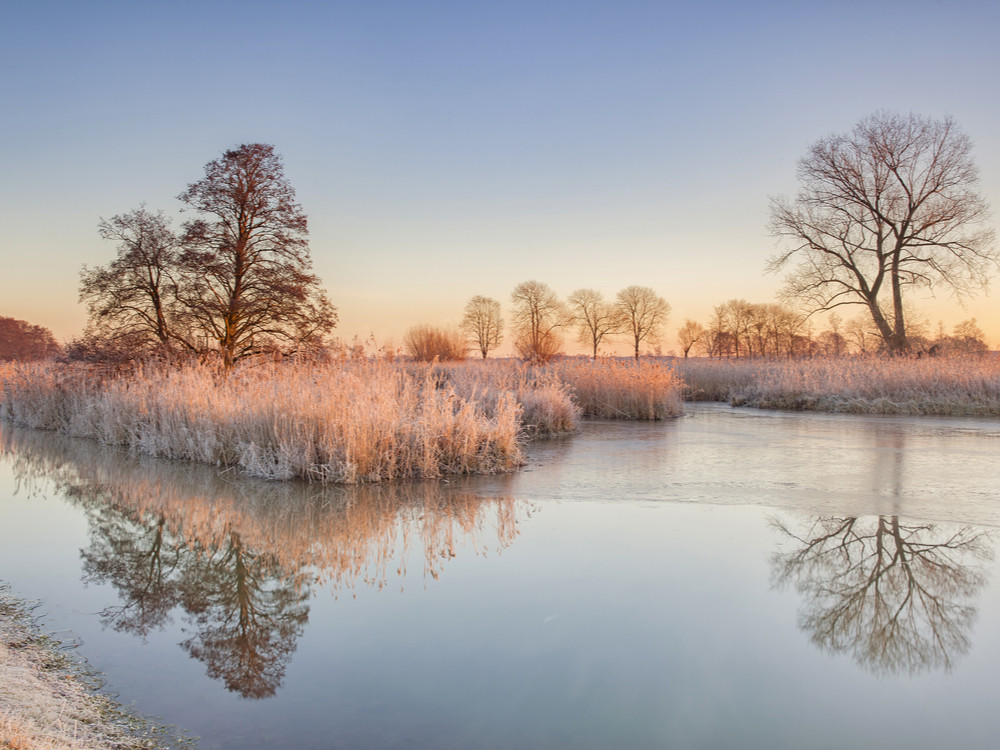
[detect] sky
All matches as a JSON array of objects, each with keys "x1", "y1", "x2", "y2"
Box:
[{"x1": 2, "y1": 0, "x2": 999, "y2": 354}]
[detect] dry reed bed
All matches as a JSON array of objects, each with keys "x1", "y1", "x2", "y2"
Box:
[
  {"x1": 0, "y1": 361, "x2": 524, "y2": 483},
  {"x1": 440, "y1": 358, "x2": 685, "y2": 426},
  {"x1": 0, "y1": 358, "x2": 686, "y2": 484},
  {"x1": 554, "y1": 359, "x2": 684, "y2": 419},
  {"x1": 676, "y1": 356, "x2": 1000, "y2": 415},
  {"x1": 0, "y1": 586, "x2": 180, "y2": 750}
]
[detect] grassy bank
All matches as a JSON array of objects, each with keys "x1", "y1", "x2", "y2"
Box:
[
  {"x1": 0, "y1": 358, "x2": 684, "y2": 484},
  {"x1": 0, "y1": 585, "x2": 187, "y2": 750},
  {"x1": 675, "y1": 356, "x2": 1000, "y2": 416}
]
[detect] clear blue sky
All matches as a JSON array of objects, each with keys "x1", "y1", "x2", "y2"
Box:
[{"x1": 3, "y1": 0, "x2": 999, "y2": 352}]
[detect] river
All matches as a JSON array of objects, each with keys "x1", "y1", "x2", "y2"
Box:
[{"x1": 2, "y1": 403, "x2": 1000, "y2": 749}]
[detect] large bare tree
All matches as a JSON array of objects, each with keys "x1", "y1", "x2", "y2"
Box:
[
  {"x1": 510, "y1": 280, "x2": 567, "y2": 362},
  {"x1": 769, "y1": 112, "x2": 996, "y2": 353},
  {"x1": 461, "y1": 295, "x2": 504, "y2": 359},
  {"x1": 567, "y1": 288, "x2": 620, "y2": 359},
  {"x1": 79, "y1": 206, "x2": 183, "y2": 354},
  {"x1": 178, "y1": 144, "x2": 336, "y2": 367},
  {"x1": 615, "y1": 285, "x2": 670, "y2": 359}
]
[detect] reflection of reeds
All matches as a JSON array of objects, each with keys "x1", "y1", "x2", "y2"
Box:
[
  {"x1": 677, "y1": 356, "x2": 1000, "y2": 415},
  {"x1": 0, "y1": 422, "x2": 523, "y2": 592}
]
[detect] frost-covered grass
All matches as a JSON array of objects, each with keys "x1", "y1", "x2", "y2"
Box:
[
  {"x1": 0, "y1": 358, "x2": 686, "y2": 484},
  {"x1": 0, "y1": 585, "x2": 185, "y2": 750},
  {"x1": 436, "y1": 357, "x2": 684, "y2": 426},
  {"x1": 675, "y1": 356, "x2": 1000, "y2": 415},
  {"x1": 553, "y1": 359, "x2": 684, "y2": 419},
  {"x1": 0, "y1": 360, "x2": 524, "y2": 483}
]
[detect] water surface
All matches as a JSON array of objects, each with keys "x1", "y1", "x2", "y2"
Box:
[{"x1": 2, "y1": 404, "x2": 1000, "y2": 749}]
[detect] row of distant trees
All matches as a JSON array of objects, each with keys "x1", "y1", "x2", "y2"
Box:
[
  {"x1": 678, "y1": 300, "x2": 989, "y2": 359},
  {"x1": 403, "y1": 289, "x2": 989, "y2": 363},
  {"x1": 401, "y1": 112, "x2": 997, "y2": 363},
  {"x1": 404, "y1": 281, "x2": 671, "y2": 362}
]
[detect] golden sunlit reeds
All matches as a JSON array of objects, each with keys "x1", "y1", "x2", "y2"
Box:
[
  {"x1": 0, "y1": 360, "x2": 525, "y2": 483},
  {"x1": 676, "y1": 356, "x2": 1000, "y2": 415},
  {"x1": 0, "y1": 357, "x2": 687, "y2": 483},
  {"x1": 553, "y1": 359, "x2": 684, "y2": 419}
]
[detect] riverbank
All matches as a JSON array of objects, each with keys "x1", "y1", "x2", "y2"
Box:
[
  {"x1": 675, "y1": 355, "x2": 1000, "y2": 415},
  {"x1": 0, "y1": 585, "x2": 188, "y2": 750}
]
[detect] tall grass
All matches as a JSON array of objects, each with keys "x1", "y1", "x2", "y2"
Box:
[
  {"x1": 441, "y1": 357, "x2": 686, "y2": 428},
  {"x1": 443, "y1": 360, "x2": 581, "y2": 435},
  {"x1": 676, "y1": 356, "x2": 1000, "y2": 415},
  {"x1": 0, "y1": 357, "x2": 687, "y2": 483},
  {"x1": 554, "y1": 359, "x2": 684, "y2": 419},
  {"x1": 0, "y1": 360, "x2": 524, "y2": 483}
]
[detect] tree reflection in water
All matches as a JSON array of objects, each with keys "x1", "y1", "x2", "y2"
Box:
[
  {"x1": 1, "y1": 423, "x2": 521, "y2": 699},
  {"x1": 179, "y1": 532, "x2": 309, "y2": 699},
  {"x1": 80, "y1": 509, "x2": 182, "y2": 638},
  {"x1": 771, "y1": 515, "x2": 993, "y2": 676}
]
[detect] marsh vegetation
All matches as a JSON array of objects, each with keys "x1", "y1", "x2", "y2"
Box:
[{"x1": 0, "y1": 357, "x2": 684, "y2": 483}]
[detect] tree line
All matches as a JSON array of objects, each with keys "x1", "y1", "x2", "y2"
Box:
[
  {"x1": 403, "y1": 281, "x2": 671, "y2": 362},
  {"x1": 2, "y1": 110, "x2": 994, "y2": 364},
  {"x1": 0, "y1": 316, "x2": 61, "y2": 361},
  {"x1": 677, "y1": 301, "x2": 988, "y2": 359},
  {"x1": 406, "y1": 289, "x2": 988, "y2": 363}
]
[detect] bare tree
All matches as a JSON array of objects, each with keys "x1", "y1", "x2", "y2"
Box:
[
  {"x1": 510, "y1": 280, "x2": 568, "y2": 362},
  {"x1": 715, "y1": 299, "x2": 754, "y2": 357},
  {"x1": 676, "y1": 319, "x2": 704, "y2": 359},
  {"x1": 461, "y1": 296, "x2": 503, "y2": 359},
  {"x1": 615, "y1": 286, "x2": 670, "y2": 360},
  {"x1": 178, "y1": 144, "x2": 337, "y2": 368},
  {"x1": 769, "y1": 112, "x2": 997, "y2": 353},
  {"x1": 567, "y1": 288, "x2": 620, "y2": 359},
  {"x1": 845, "y1": 315, "x2": 878, "y2": 355},
  {"x1": 951, "y1": 318, "x2": 989, "y2": 354},
  {"x1": 79, "y1": 207, "x2": 184, "y2": 355}
]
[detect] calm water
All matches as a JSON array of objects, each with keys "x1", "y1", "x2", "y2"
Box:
[{"x1": 2, "y1": 403, "x2": 1000, "y2": 749}]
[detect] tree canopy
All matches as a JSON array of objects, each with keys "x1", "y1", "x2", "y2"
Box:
[{"x1": 79, "y1": 144, "x2": 336, "y2": 366}]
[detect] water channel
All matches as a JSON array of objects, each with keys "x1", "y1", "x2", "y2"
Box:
[{"x1": 2, "y1": 403, "x2": 1000, "y2": 749}]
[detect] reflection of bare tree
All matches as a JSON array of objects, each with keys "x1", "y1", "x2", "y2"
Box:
[
  {"x1": 80, "y1": 507, "x2": 182, "y2": 638},
  {"x1": 179, "y1": 532, "x2": 309, "y2": 699},
  {"x1": 1, "y1": 422, "x2": 523, "y2": 698},
  {"x1": 772, "y1": 515, "x2": 993, "y2": 676}
]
